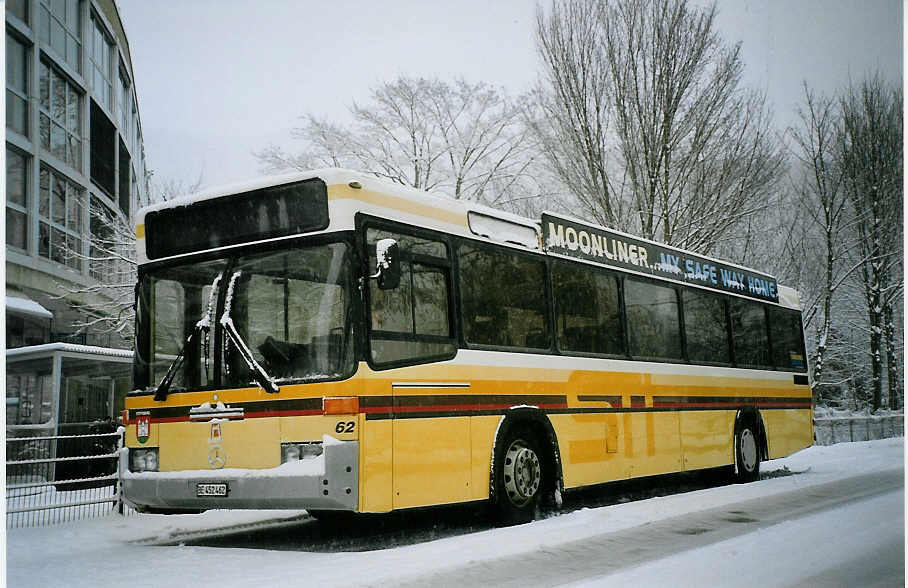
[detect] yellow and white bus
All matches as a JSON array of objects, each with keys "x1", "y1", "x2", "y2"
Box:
[{"x1": 122, "y1": 169, "x2": 812, "y2": 523}]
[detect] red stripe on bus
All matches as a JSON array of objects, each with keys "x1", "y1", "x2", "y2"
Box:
[
  {"x1": 140, "y1": 398, "x2": 808, "y2": 424},
  {"x1": 244, "y1": 409, "x2": 323, "y2": 418},
  {"x1": 390, "y1": 402, "x2": 569, "y2": 413},
  {"x1": 654, "y1": 401, "x2": 809, "y2": 409}
]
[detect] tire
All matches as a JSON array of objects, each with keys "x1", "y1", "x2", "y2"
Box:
[
  {"x1": 492, "y1": 425, "x2": 544, "y2": 525},
  {"x1": 734, "y1": 422, "x2": 761, "y2": 483}
]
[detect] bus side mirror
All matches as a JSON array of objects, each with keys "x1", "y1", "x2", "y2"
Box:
[{"x1": 372, "y1": 238, "x2": 401, "y2": 290}]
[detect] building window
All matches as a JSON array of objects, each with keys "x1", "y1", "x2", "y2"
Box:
[
  {"x1": 6, "y1": 313, "x2": 50, "y2": 349},
  {"x1": 6, "y1": 371, "x2": 54, "y2": 425},
  {"x1": 89, "y1": 197, "x2": 117, "y2": 281},
  {"x1": 39, "y1": 0, "x2": 81, "y2": 73},
  {"x1": 6, "y1": 34, "x2": 28, "y2": 137},
  {"x1": 39, "y1": 60, "x2": 82, "y2": 170},
  {"x1": 6, "y1": 147, "x2": 29, "y2": 251},
  {"x1": 90, "y1": 16, "x2": 112, "y2": 111},
  {"x1": 7, "y1": 0, "x2": 29, "y2": 23},
  {"x1": 39, "y1": 165, "x2": 84, "y2": 270},
  {"x1": 118, "y1": 139, "x2": 131, "y2": 216},
  {"x1": 90, "y1": 100, "x2": 116, "y2": 195},
  {"x1": 131, "y1": 169, "x2": 139, "y2": 209},
  {"x1": 130, "y1": 101, "x2": 138, "y2": 155},
  {"x1": 118, "y1": 73, "x2": 130, "y2": 133}
]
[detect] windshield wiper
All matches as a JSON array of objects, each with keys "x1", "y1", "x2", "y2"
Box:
[
  {"x1": 220, "y1": 271, "x2": 280, "y2": 394},
  {"x1": 153, "y1": 273, "x2": 223, "y2": 402}
]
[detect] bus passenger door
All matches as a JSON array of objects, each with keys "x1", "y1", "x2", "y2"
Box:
[
  {"x1": 362, "y1": 220, "x2": 468, "y2": 509},
  {"x1": 391, "y1": 384, "x2": 472, "y2": 509}
]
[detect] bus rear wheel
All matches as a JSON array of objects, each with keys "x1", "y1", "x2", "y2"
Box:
[
  {"x1": 734, "y1": 423, "x2": 761, "y2": 483},
  {"x1": 493, "y1": 426, "x2": 543, "y2": 525}
]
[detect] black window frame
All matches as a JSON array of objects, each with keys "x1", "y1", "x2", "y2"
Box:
[
  {"x1": 681, "y1": 286, "x2": 734, "y2": 368},
  {"x1": 767, "y1": 305, "x2": 808, "y2": 373},
  {"x1": 6, "y1": 145, "x2": 29, "y2": 251},
  {"x1": 132, "y1": 231, "x2": 360, "y2": 393},
  {"x1": 455, "y1": 236, "x2": 554, "y2": 354},
  {"x1": 728, "y1": 297, "x2": 774, "y2": 370},
  {"x1": 531, "y1": 251, "x2": 806, "y2": 373},
  {"x1": 144, "y1": 178, "x2": 330, "y2": 260},
  {"x1": 623, "y1": 275, "x2": 686, "y2": 363},
  {"x1": 357, "y1": 214, "x2": 458, "y2": 371},
  {"x1": 551, "y1": 258, "x2": 627, "y2": 359}
]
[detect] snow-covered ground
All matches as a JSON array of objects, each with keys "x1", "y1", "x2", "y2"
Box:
[{"x1": 6, "y1": 438, "x2": 903, "y2": 587}]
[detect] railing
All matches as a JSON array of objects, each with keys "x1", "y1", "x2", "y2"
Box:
[
  {"x1": 6, "y1": 429, "x2": 125, "y2": 528},
  {"x1": 814, "y1": 414, "x2": 904, "y2": 446}
]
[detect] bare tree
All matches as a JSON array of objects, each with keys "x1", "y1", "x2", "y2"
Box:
[
  {"x1": 256, "y1": 76, "x2": 542, "y2": 213},
  {"x1": 530, "y1": 0, "x2": 627, "y2": 228},
  {"x1": 63, "y1": 199, "x2": 138, "y2": 344},
  {"x1": 839, "y1": 74, "x2": 903, "y2": 410},
  {"x1": 534, "y1": 0, "x2": 785, "y2": 254},
  {"x1": 149, "y1": 170, "x2": 206, "y2": 203},
  {"x1": 59, "y1": 175, "x2": 205, "y2": 344},
  {"x1": 787, "y1": 85, "x2": 849, "y2": 400}
]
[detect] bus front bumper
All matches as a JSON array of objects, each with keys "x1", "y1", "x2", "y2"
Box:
[{"x1": 120, "y1": 440, "x2": 358, "y2": 512}]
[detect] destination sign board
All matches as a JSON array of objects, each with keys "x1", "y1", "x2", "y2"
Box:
[{"x1": 541, "y1": 213, "x2": 778, "y2": 303}]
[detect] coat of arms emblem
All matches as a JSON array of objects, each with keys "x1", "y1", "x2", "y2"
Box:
[{"x1": 136, "y1": 414, "x2": 150, "y2": 444}]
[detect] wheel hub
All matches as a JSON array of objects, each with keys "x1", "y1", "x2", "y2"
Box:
[
  {"x1": 503, "y1": 439, "x2": 541, "y2": 507},
  {"x1": 740, "y1": 429, "x2": 757, "y2": 472}
]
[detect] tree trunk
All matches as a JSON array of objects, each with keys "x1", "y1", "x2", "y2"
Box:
[
  {"x1": 884, "y1": 302, "x2": 900, "y2": 409},
  {"x1": 811, "y1": 230, "x2": 836, "y2": 405}
]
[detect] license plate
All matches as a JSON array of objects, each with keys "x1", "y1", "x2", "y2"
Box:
[{"x1": 196, "y1": 483, "x2": 228, "y2": 497}]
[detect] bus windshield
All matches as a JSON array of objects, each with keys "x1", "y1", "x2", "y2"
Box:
[{"x1": 134, "y1": 241, "x2": 355, "y2": 393}]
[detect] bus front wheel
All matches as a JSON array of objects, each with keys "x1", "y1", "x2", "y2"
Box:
[{"x1": 492, "y1": 426, "x2": 543, "y2": 525}]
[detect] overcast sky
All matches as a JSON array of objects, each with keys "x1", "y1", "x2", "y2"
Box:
[{"x1": 117, "y1": 0, "x2": 902, "y2": 192}]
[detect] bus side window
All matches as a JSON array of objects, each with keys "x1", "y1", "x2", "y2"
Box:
[
  {"x1": 682, "y1": 289, "x2": 731, "y2": 365},
  {"x1": 729, "y1": 299, "x2": 772, "y2": 369},
  {"x1": 553, "y1": 261, "x2": 624, "y2": 356},
  {"x1": 457, "y1": 243, "x2": 550, "y2": 351},
  {"x1": 624, "y1": 278, "x2": 682, "y2": 361},
  {"x1": 768, "y1": 307, "x2": 807, "y2": 372},
  {"x1": 367, "y1": 227, "x2": 455, "y2": 367}
]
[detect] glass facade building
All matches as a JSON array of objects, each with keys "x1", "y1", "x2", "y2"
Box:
[{"x1": 6, "y1": 0, "x2": 148, "y2": 349}]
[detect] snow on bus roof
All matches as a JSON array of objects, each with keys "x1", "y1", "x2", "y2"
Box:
[
  {"x1": 137, "y1": 168, "x2": 535, "y2": 229},
  {"x1": 139, "y1": 168, "x2": 465, "y2": 218},
  {"x1": 137, "y1": 168, "x2": 357, "y2": 217}
]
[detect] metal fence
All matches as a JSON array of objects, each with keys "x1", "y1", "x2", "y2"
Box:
[
  {"x1": 6, "y1": 429, "x2": 124, "y2": 528},
  {"x1": 814, "y1": 415, "x2": 904, "y2": 446}
]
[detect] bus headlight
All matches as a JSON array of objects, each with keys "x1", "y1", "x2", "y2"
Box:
[
  {"x1": 281, "y1": 442, "x2": 323, "y2": 463},
  {"x1": 130, "y1": 448, "x2": 160, "y2": 472}
]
